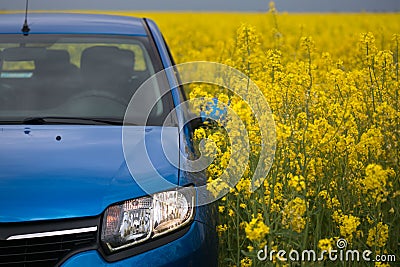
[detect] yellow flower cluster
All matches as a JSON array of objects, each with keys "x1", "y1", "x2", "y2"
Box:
[
  {"x1": 244, "y1": 214, "x2": 270, "y2": 242},
  {"x1": 282, "y1": 197, "x2": 307, "y2": 233},
  {"x1": 367, "y1": 222, "x2": 389, "y2": 248},
  {"x1": 287, "y1": 173, "x2": 306, "y2": 192},
  {"x1": 240, "y1": 257, "x2": 252, "y2": 267},
  {"x1": 318, "y1": 238, "x2": 334, "y2": 252},
  {"x1": 333, "y1": 212, "x2": 361, "y2": 243},
  {"x1": 216, "y1": 224, "x2": 228, "y2": 237},
  {"x1": 361, "y1": 164, "x2": 394, "y2": 205}
]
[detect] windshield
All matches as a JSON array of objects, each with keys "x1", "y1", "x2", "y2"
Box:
[{"x1": 0, "y1": 35, "x2": 172, "y2": 125}]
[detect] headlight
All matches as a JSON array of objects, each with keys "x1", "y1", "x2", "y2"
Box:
[{"x1": 101, "y1": 187, "x2": 195, "y2": 252}]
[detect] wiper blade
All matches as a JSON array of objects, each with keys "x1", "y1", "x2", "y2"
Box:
[{"x1": 21, "y1": 116, "x2": 124, "y2": 125}]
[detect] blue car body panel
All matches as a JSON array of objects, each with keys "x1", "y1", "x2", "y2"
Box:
[
  {"x1": 0, "y1": 13, "x2": 147, "y2": 36},
  {"x1": 61, "y1": 221, "x2": 217, "y2": 267},
  {"x1": 145, "y1": 19, "x2": 197, "y2": 173},
  {"x1": 0, "y1": 125, "x2": 179, "y2": 223}
]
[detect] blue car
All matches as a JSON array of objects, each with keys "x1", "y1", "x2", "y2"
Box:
[{"x1": 0, "y1": 13, "x2": 217, "y2": 266}]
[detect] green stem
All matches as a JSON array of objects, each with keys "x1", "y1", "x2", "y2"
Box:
[{"x1": 236, "y1": 194, "x2": 240, "y2": 266}]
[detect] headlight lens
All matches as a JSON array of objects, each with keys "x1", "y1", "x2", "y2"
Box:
[{"x1": 101, "y1": 187, "x2": 195, "y2": 252}]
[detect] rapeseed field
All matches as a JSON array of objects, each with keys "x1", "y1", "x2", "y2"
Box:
[{"x1": 113, "y1": 6, "x2": 400, "y2": 267}]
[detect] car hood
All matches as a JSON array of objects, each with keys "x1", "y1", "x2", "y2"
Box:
[{"x1": 0, "y1": 125, "x2": 179, "y2": 223}]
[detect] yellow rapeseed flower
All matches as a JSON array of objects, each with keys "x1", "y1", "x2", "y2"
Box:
[
  {"x1": 336, "y1": 214, "x2": 361, "y2": 243},
  {"x1": 287, "y1": 173, "x2": 306, "y2": 192},
  {"x1": 218, "y1": 206, "x2": 225, "y2": 213},
  {"x1": 362, "y1": 164, "x2": 394, "y2": 205},
  {"x1": 240, "y1": 257, "x2": 252, "y2": 267},
  {"x1": 318, "y1": 238, "x2": 334, "y2": 252},
  {"x1": 244, "y1": 213, "x2": 270, "y2": 242},
  {"x1": 367, "y1": 222, "x2": 389, "y2": 248},
  {"x1": 216, "y1": 224, "x2": 228, "y2": 237},
  {"x1": 281, "y1": 197, "x2": 307, "y2": 233}
]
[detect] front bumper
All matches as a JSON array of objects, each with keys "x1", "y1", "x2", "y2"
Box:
[{"x1": 62, "y1": 220, "x2": 217, "y2": 267}]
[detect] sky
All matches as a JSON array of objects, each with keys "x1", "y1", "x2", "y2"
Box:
[{"x1": 1, "y1": 0, "x2": 399, "y2": 13}]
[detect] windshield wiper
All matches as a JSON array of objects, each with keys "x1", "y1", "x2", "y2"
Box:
[{"x1": 21, "y1": 116, "x2": 125, "y2": 125}]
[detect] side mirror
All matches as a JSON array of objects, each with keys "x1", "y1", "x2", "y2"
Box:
[
  {"x1": 184, "y1": 98, "x2": 228, "y2": 132},
  {"x1": 189, "y1": 117, "x2": 204, "y2": 130}
]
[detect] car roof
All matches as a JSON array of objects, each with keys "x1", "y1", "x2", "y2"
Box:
[{"x1": 0, "y1": 13, "x2": 148, "y2": 36}]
